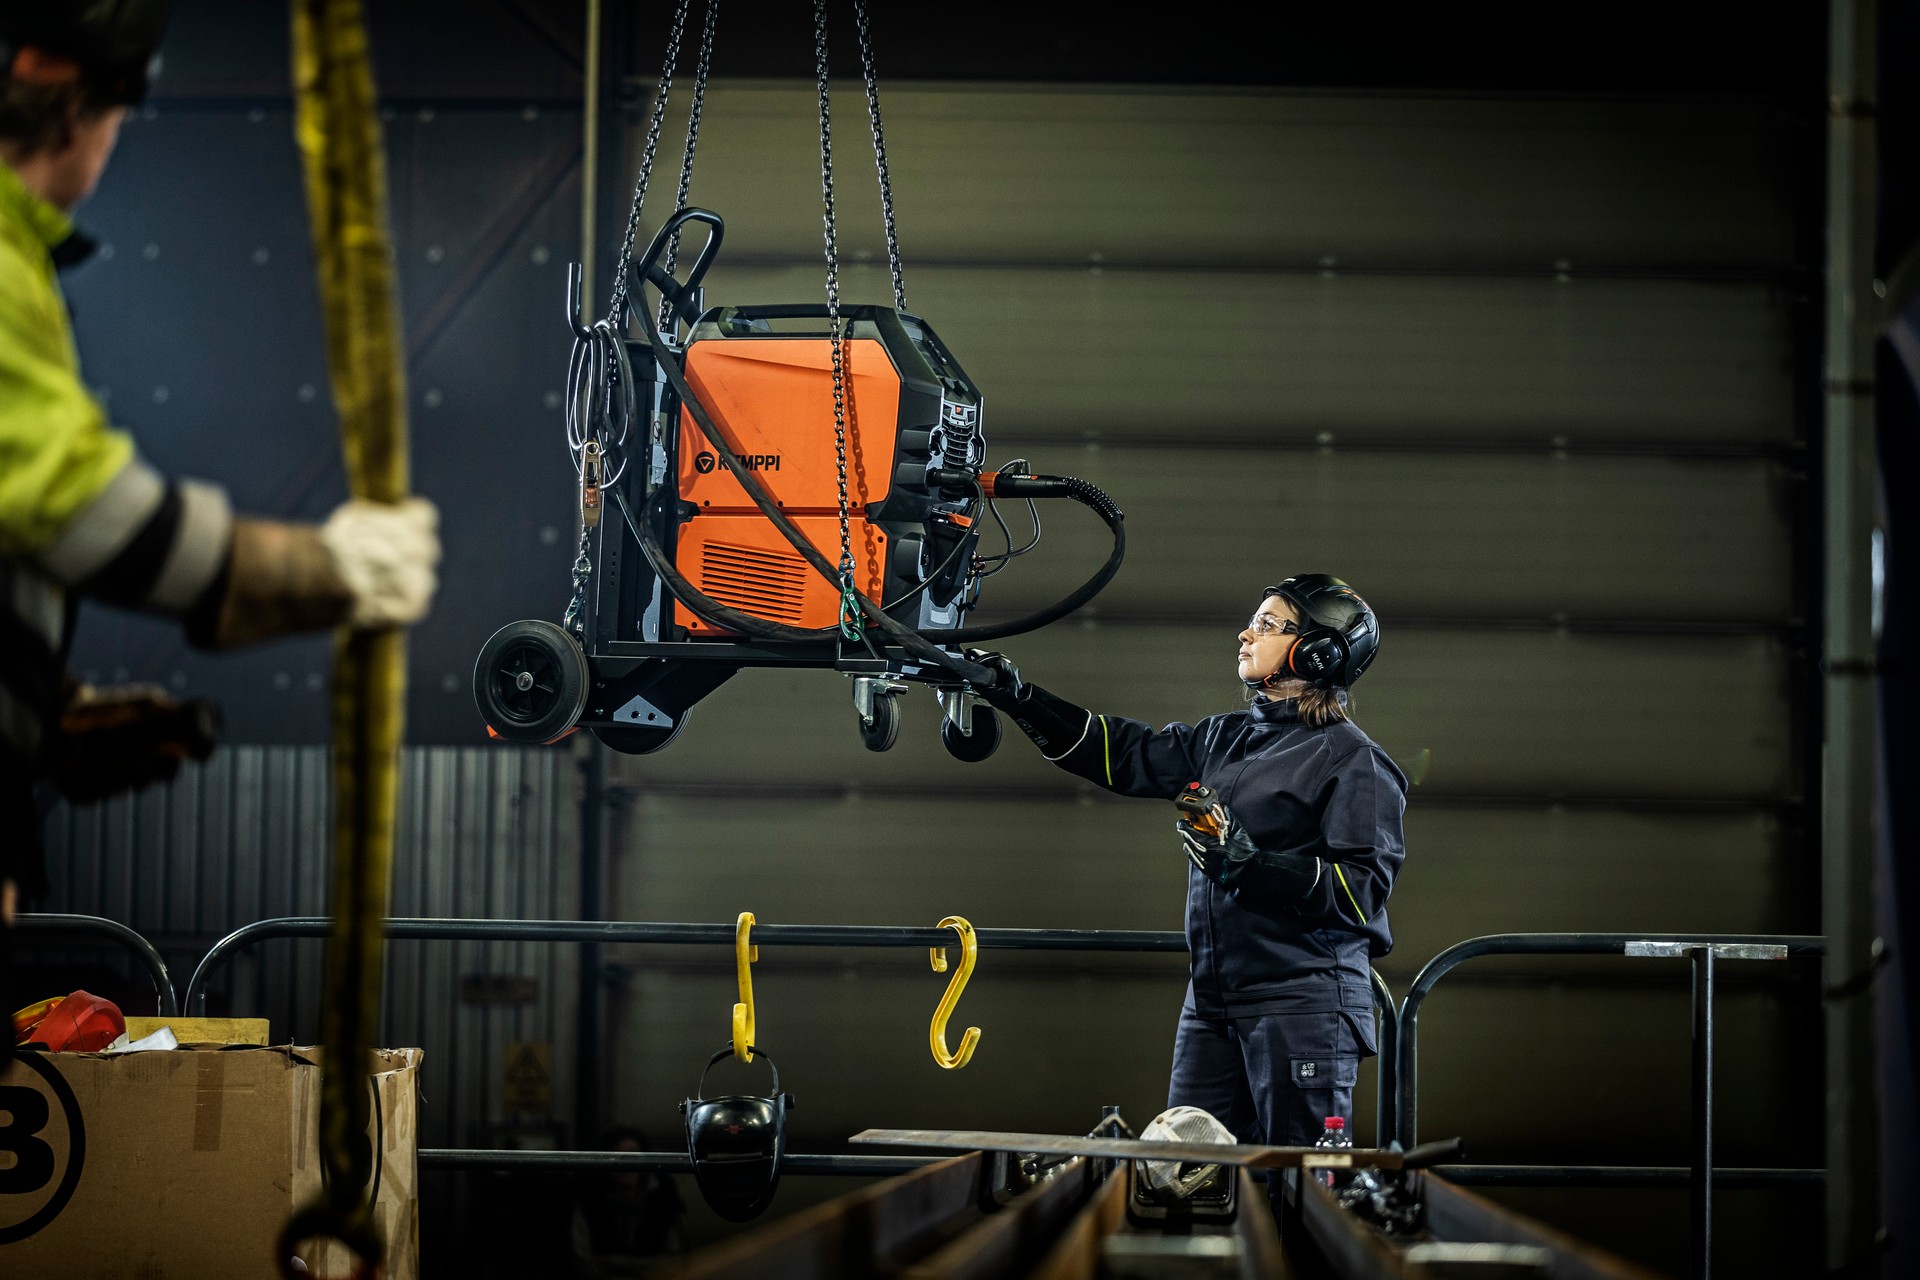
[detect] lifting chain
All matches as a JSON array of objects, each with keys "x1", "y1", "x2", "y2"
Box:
[
  {"x1": 564, "y1": 0, "x2": 696, "y2": 636},
  {"x1": 658, "y1": 0, "x2": 719, "y2": 334},
  {"x1": 814, "y1": 0, "x2": 863, "y2": 642},
  {"x1": 853, "y1": 0, "x2": 907, "y2": 312},
  {"x1": 606, "y1": 0, "x2": 693, "y2": 333}
]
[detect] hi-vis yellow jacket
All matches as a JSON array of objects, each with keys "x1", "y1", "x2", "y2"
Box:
[{"x1": 0, "y1": 159, "x2": 231, "y2": 766}]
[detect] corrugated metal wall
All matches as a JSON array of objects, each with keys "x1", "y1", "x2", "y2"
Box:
[
  {"x1": 599, "y1": 84, "x2": 1819, "y2": 1274},
  {"x1": 36, "y1": 745, "x2": 581, "y2": 1151}
]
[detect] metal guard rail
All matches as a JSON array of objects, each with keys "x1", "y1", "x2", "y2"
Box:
[
  {"x1": 14, "y1": 912, "x2": 179, "y2": 1017},
  {"x1": 1395, "y1": 931, "x2": 1825, "y2": 1280},
  {"x1": 1396, "y1": 931, "x2": 1825, "y2": 1147},
  {"x1": 184, "y1": 915, "x2": 1402, "y2": 1141}
]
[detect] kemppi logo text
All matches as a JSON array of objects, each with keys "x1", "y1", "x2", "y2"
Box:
[{"x1": 694, "y1": 451, "x2": 780, "y2": 474}]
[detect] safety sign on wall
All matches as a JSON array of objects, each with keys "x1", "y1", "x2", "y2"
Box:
[{"x1": 502, "y1": 1041, "x2": 552, "y2": 1114}]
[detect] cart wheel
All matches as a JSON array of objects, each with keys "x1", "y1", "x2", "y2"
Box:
[
  {"x1": 940, "y1": 706, "x2": 1001, "y2": 763},
  {"x1": 859, "y1": 695, "x2": 901, "y2": 753},
  {"x1": 473, "y1": 620, "x2": 589, "y2": 743},
  {"x1": 592, "y1": 714, "x2": 690, "y2": 755}
]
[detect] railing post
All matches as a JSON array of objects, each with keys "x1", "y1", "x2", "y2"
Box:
[{"x1": 1690, "y1": 945, "x2": 1715, "y2": 1280}]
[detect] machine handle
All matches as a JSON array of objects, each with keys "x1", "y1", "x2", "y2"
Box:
[{"x1": 632, "y1": 207, "x2": 725, "y2": 326}]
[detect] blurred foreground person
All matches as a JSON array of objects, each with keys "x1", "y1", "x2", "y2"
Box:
[{"x1": 1, "y1": 2, "x2": 439, "y2": 1062}]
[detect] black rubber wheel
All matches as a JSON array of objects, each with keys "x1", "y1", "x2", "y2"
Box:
[
  {"x1": 859, "y1": 695, "x2": 901, "y2": 753},
  {"x1": 592, "y1": 713, "x2": 690, "y2": 755},
  {"x1": 474, "y1": 619, "x2": 589, "y2": 743},
  {"x1": 940, "y1": 706, "x2": 1002, "y2": 763}
]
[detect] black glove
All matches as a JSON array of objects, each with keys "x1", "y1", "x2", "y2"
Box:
[
  {"x1": 965, "y1": 649, "x2": 1026, "y2": 706},
  {"x1": 1178, "y1": 803, "x2": 1322, "y2": 895},
  {"x1": 964, "y1": 651, "x2": 1094, "y2": 760},
  {"x1": 44, "y1": 684, "x2": 221, "y2": 804}
]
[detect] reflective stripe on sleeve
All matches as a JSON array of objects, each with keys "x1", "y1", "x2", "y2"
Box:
[
  {"x1": 1332, "y1": 863, "x2": 1368, "y2": 923},
  {"x1": 32, "y1": 455, "x2": 166, "y2": 585},
  {"x1": 146, "y1": 479, "x2": 232, "y2": 611}
]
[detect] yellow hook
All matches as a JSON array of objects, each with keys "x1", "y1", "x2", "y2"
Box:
[
  {"x1": 732, "y1": 911, "x2": 758, "y2": 1062},
  {"x1": 929, "y1": 915, "x2": 981, "y2": 1070}
]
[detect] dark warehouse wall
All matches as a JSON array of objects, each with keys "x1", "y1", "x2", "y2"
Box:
[
  {"x1": 590, "y1": 77, "x2": 1826, "y2": 1275},
  {"x1": 20, "y1": 3, "x2": 1850, "y2": 1279}
]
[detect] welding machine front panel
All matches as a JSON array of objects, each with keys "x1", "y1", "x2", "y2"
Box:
[
  {"x1": 677, "y1": 338, "x2": 902, "y2": 513},
  {"x1": 667, "y1": 309, "x2": 981, "y2": 638},
  {"x1": 675, "y1": 516, "x2": 888, "y2": 635}
]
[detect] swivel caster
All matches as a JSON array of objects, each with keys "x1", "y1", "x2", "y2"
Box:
[{"x1": 852, "y1": 676, "x2": 907, "y2": 753}]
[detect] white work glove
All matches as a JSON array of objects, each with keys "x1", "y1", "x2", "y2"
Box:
[{"x1": 319, "y1": 497, "x2": 442, "y2": 628}]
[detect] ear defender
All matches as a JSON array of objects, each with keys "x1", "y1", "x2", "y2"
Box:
[{"x1": 1283, "y1": 630, "x2": 1348, "y2": 684}]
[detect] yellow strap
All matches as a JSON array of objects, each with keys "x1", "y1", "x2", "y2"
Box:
[
  {"x1": 1100, "y1": 715, "x2": 1113, "y2": 787},
  {"x1": 1333, "y1": 864, "x2": 1367, "y2": 924},
  {"x1": 283, "y1": 1, "x2": 408, "y2": 1271}
]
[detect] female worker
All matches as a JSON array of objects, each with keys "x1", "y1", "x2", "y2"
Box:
[{"x1": 975, "y1": 574, "x2": 1407, "y2": 1152}]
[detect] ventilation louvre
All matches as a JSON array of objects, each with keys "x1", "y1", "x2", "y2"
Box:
[{"x1": 696, "y1": 541, "x2": 812, "y2": 626}]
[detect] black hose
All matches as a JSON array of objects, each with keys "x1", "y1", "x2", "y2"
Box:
[
  {"x1": 626, "y1": 281, "x2": 1126, "y2": 676},
  {"x1": 924, "y1": 475, "x2": 1124, "y2": 644},
  {"x1": 633, "y1": 298, "x2": 997, "y2": 687}
]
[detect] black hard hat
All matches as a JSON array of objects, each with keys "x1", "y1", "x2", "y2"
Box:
[
  {"x1": 679, "y1": 1046, "x2": 794, "y2": 1223},
  {"x1": 0, "y1": 1, "x2": 170, "y2": 105},
  {"x1": 1262, "y1": 574, "x2": 1379, "y2": 689}
]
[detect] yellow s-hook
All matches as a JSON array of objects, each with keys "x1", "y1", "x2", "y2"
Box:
[
  {"x1": 733, "y1": 911, "x2": 758, "y2": 1062},
  {"x1": 929, "y1": 915, "x2": 981, "y2": 1070}
]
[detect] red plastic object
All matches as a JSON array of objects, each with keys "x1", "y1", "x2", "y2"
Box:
[{"x1": 23, "y1": 989, "x2": 126, "y2": 1052}]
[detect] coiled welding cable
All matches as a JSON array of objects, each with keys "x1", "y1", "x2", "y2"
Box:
[{"x1": 627, "y1": 299, "x2": 997, "y2": 687}]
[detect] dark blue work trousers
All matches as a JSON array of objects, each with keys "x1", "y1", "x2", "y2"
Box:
[{"x1": 1166, "y1": 1005, "x2": 1370, "y2": 1149}]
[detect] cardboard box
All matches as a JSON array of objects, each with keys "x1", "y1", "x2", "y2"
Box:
[{"x1": 0, "y1": 1045, "x2": 421, "y2": 1279}]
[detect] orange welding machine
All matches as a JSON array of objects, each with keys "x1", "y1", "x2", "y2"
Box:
[{"x1": 473, "y1": 4, "x2": 1123, "y2": 759}]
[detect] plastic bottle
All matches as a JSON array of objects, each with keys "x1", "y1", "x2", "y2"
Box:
[{"x1": 1312, "y1": 1115, "x2": 1350, "y2": 1188}]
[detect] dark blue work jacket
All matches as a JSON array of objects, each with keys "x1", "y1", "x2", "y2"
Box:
[{"x1": 1045, "y1": 696, "x2": 1408, "y2": 1020}]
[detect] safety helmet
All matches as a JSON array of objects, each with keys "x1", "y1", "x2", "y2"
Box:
[
  {"x1": 1138, "y1": 1105, "x2": 1237, "y2": 1199},
  {"x1": 0, "y1": 1, "x2": 170, "y2": 105},
  {"x1": 679, "y1": 1046, "x2": 794, "y2": 1223},
  {"x1": 1252, "y1": 573, "x2": 1379, "y2": 690}
]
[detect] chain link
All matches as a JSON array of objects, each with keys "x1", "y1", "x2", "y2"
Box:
[
  {"x1": 854, "y1": 0, "x2": 906, "y2": 313},
  {"x1": 606, "y1": 0, "x2": 694, "y2": 333},
  {"x1": 658, "y1": 0, "x2": 719, "y2": 333},
  {"x1": 564, "y1": 0, "x2": 690, "y2": 633},
  {"x1": 815, "y1": 0, "x2": 862, "y2": 642},
  {"x1": 562, "y1": 524, "x2": 594, "y2": 637}
]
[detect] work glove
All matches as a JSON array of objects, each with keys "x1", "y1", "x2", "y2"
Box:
[
  {"x1": 192, "y1": 498, "x2": 441, "y2": 648},
  {"x1": 44, "y1": 681, "x2": 221, "y2": 804},
  {"x1": 320, "y1": 497, "x2": 441, "y2": 628},
  {"x1": 963, "y1": 650, "x2": 1095, "y2": 761},
  {"x1": 965, "y1": 649, "x2": 1026, "y2": 706},
  {"x1": 1177, "y1": 802, "x2": 1322, "y2": 895}
]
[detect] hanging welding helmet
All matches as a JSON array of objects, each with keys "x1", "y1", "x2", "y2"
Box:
[
  {"x1": 1252, "y1": 574, "x2": 1380, "y2": 690},
  {"x1": 0, "y1": 0, "x2": 171, "y2": 106},
  {"x1": 679, "y1": 1046, "x2": 794, "y2": 1222}
]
